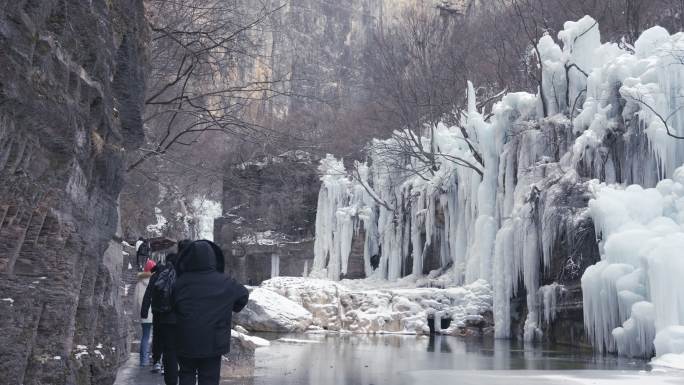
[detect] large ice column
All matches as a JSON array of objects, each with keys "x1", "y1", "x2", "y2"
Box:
[
  {"x1": 570, "y1": 24, "x2": 684, "y2": 181},
  {"x1": 567, "y1": 23, "x2": 684, "y2": 362},
  {"x1": 582, "y1": 171, "x2": 684, "y2": 362},
  {"x1": 537, "y1": 34, "x2": 566, "y2": 115},
  {"x1": 622, "y1": 27, "x2": 684, "y2": 178},
  {"x1": 536, "y1": 16, "x2": 604, "y2": 117},
  {"x1": 464, "y1": 82, "x2": 499, "y2": 285},
  {"x1": 410, "y1": 189, "x2": 426, "y2": 276},
  {"x1": 312, "y1": 155, "x2": 361, "y2": 280},
  {"x1": 557, "y1": 16, "x2": 603, "y2": 113},
  {"x1": 488, "y1": 91, "x2": 539, "y2": 339}
]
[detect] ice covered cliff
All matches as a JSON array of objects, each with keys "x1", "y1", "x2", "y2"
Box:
[{"x1": 312, "y1": 16, "x2": 684, "y2": 367}]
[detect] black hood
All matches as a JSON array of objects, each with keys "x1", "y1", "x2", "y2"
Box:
[
  {"x1": 166, "y1": 252, "x2": 178, "y2": 267},
  {"x1": 176, "y1": 240, "x2": 225, "y2": 274}
]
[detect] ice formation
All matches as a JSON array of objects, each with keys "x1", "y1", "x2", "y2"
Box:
[
  {"x1": 191, "y1": 197, "x2": 221, "y2": 241},
  {"x1": 582, "y1": 174, "x2": 684, "y2": 361},
  {"x1": 146, "y1": 206, "x2": 168, "y2": 236},
  {"x1": 539, "y1": 283, "x2": 564, "y2": 326},
  {"x1": 235, "y1": 277, "x2": 492, "y2": 335},
  {"x1": 310, "y1": 15, "x2": 684, "y2": 366}
]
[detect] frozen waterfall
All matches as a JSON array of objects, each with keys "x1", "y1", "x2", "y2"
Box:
[{"x1": 311, "y1": 15, "x2": 684, "y2": 367}]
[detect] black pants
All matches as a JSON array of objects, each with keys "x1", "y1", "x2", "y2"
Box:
[
  {"x1": 178, "y1": 356, "x2": 221, "y2": 385},
  {"x1": 152, "y1": 318, "x2": 162, "y2": 364},
  {"x1": 152, "y1": 320, "x2": 178, "y2": 385}
]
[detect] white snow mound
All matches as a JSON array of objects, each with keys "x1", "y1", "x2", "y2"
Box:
[{"x1": 234, "y1": 287, "x2": 313, "y2": 332}]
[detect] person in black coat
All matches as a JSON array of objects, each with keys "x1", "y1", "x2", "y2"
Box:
[
  {"x1": 142, "y1": 253, "x2": 179, "y2": 383},
  {"x1": 173, "y1": 240, "x2": 249, "y2": 385}
]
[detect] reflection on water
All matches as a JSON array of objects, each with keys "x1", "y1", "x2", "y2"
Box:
[{"x1": 222, "y1": 334, "x2": 650, "y2": 385}]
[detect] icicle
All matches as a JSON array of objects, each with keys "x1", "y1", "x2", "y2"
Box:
[{"x1": 538, "y1": 283, "x2": 563, "y2": 326}]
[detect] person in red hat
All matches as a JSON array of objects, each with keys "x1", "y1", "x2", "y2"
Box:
[{"x1": 135, "y1": 259, "x2": 157, "y2": 367}]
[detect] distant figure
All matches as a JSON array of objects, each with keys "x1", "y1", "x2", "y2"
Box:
[
  {"x1": 135, "y1": 259, "x2": 156, "y2": 367},
  {"x1": 146, "y1": 262, "x2": 162, "y2": 372},
  {"x1": 142, "y1": 253, "x2": 179, "y2": 383},
  {"x1": 173, "y1": 240, "x2": 249, "y2": 385},
  {"x1": 136, "y1": 237, "x2": 151, "y2": 271},
  {"x1": 370, "y1": 254, "x2": 380, "y2": 271}
]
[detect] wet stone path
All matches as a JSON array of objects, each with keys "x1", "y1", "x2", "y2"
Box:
[
  {"x1": 113, "y1": 353, "x2": 254, "y2": 385},
  {"x1": 113, "y1": 354, "x2": 166, "y2": 385}
]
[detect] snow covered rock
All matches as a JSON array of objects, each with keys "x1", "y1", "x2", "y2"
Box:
[
  {"x1": 234, "y1": 288, "x2": 313, "y2": 332},
  {"x1": 259, "y1": 276, "x2": 493, "y2": 335},
  {"x1": 231, "y1": 329, "x2": 270, "y2": 349}
]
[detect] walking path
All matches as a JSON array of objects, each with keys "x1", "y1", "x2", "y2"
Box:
[
  {"x1": 113, "y1": 354, "x2": 165, "y2": 385},
  {"x1": 113, "y1": 353, "x2": 254, "y2": 385}
]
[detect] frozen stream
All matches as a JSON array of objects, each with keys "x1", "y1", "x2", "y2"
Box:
[{"x1": 222, "y1": 334, "x2": 684, "y2": 385}]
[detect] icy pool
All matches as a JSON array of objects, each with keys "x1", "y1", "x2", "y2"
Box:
[{"x1": 221, "y1": 334, "x2": 684, "y2": 385}]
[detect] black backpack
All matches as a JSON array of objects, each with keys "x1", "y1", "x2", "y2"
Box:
[{"x1": 151, "y1": 265, "x2": 176, "y2": 313}]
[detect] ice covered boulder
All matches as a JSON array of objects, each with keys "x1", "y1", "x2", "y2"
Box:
[
  {"x1": 263, "y1": 277, "x2": 348, "y2": 330},
  {"x1": 234, "y1": 288, "x2": 313, "y2": 332},
  {"x1": 259, "y1": 276, "x2": 493, "y2": 335}
]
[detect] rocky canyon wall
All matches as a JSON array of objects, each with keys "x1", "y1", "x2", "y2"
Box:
[
  {"x1": 0, "y1": 0, "x2": 147, "y2": 384},
  {"x1": 240, "y1": 0, "x2": 472, "y2": 118}
]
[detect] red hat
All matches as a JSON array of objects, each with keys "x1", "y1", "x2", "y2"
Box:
[{"x1": 144, "y1": 260, "x2": 157, "y2": 272}]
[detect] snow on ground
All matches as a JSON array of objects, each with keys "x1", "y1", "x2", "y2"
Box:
[
  {"x1": 231, "y1": 329, "x2": 270, "y2": 348},
  {"x1": 236, "y1": 276, "x2": 492, "y2": 335}
]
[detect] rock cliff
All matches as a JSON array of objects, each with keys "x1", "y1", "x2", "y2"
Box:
[
  {"x1": 240, "y1": 0, "x2": 473, "y2": 117},
  {"x1": 215, "y1": 152, "x2": 320, "y2": 284},
  {"x1": 0, "y1": 0, "x2": 148, "y2": 384}
]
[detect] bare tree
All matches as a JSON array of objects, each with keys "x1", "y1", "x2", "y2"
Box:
[
  {"x1": 128, "y1": 0, "x2": 308, "y2": 172},
  {"x1": 358, "y1": 4, "x2": 489, "y2": 183}
]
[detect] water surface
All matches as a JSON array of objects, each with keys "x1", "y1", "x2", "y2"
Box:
[{"x1": 222, "y1": 333, "x2": 678, "y2": 385}]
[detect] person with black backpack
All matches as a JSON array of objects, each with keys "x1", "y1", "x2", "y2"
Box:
[{"x1": 142, "y1": 252, "x2": 178, "y2": 384}]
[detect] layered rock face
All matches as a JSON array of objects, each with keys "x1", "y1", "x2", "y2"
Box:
[
  {"x1": 215, "y1": 152, "x2": 320, "y2": 284},
  {"x1": 240, "y1": 0, "x2": 473, "y2": 117},
  {"x1": 0, "y1": 0, "x2": 147, "y2": 384}
]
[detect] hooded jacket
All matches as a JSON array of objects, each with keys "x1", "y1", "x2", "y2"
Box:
[
  {"x1": 173, "y1": 240, "x2": 249, "y2": 358},
  {"x1": 135, "y1": 272, "x2": 153, "y2": 323}
]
